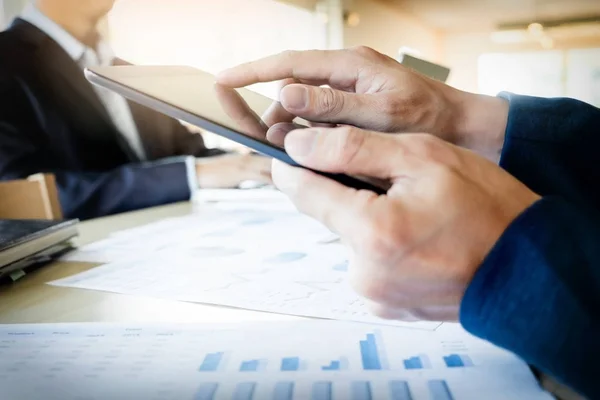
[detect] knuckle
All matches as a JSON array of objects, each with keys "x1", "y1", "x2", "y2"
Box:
[
  {"x1": 348, "y1": 259, "x2": 395, "y2": 305},
  {"x1": 353, "y1": 277, "x2": 393, "y2": 305},
  {"x1": 414, "y1": 133, "x2": 440, "y2": 153},
  {"x1": 361, "y1": 227, "x2": 390, "y2": 259},
  {"x1": 317, "y1": 88, "x2": 344, "y2": 116},
  {"x1": 279, "y1": 78, "x2": 296, "y2": 89},
  {"x1": 358, "y1": 215, "x2": 405, "y2": 263},
  {"x1": 239, "y1": 154, "x2": 251, "y2": 165},
  {"x1": 350, "y1": 45, "x2": 380, "y2": 59},
  {"x1": 280, "y1": 49, "x2": 298, "y2": 60},
  {"x1": 404, "y1": 134, "x2": 446, "y2": 162},
  {"x1": 430, "y1": 162, "x2": 454, "y2": 182},
  {"x1": 426, "y1": 163, "x2": 462, "y2": 200},
  {"x1": 318, "y1": 202, "x2": 341, "y2": 232},
  {"x1": 329, "y1": 126, "x2": 366, "y2": 167},
  {"x1": 367, "y1": 303, "x2": 399, "y2": 320},
  {"x1": 292, "y1": 170, "x2": 314, "y2": 193}
]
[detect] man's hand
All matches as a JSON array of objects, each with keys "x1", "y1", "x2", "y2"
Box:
[
  {"x1": 195, "y1": 153, "x2": 272, "y2": 189},
  {"x1": 271, "y1": 126, "x2": 540, "y2": 321},
  {"x1": 217, "y1": 47, "x2": 509, "y2": 163}
]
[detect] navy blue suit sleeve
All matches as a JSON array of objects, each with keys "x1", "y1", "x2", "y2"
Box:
[
  {"x1": 0, "y1": 105, "x2": 191, "y2": 220},
  {"x1": 497, "y1": 93, "x2": 600, "y2": 208},
  {"x1": 460, "y1": 198, "x2": 600, "y2": 399},
  {"x1": 460, "y1": 95, "x2": 600, "y2": 398},
  {"x1": 53, "y1": 158, "x2": 191, "y2": 220},
  {"x1": 0, "y1": 67, "x2": 192, "y2": 220}
]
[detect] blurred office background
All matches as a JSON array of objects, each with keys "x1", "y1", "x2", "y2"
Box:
[{"x1": 1, "y1": 0, "x2": 598, "y2": 104}]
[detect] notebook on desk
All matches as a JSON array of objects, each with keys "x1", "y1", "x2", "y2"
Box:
[{"x1": 0, "y1": 219, "x2": 79, "y2": 281}]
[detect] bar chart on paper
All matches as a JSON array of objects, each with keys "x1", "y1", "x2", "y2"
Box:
[
  {"x1": 403, "y1": 354, "x2": 432, "y2": 370},
  {"x1": 443, "y1": 354, "x2": 474, "y2": 368},
  {"x1": 0, "y1": 322, "x2": 554, "y2": 400}
]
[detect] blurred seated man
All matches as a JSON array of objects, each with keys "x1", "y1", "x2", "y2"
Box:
[{"x1": 0, "y1": 0, "x2": 271, "y2": 220}]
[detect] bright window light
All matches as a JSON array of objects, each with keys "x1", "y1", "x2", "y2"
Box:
[
  {"x1": 566, "y1": 48, "x2": 600, "y2": 107},
  {"x1": 108, "y1": 0, "x2": 327, "y2": 99},
  {"x1": 477, "y1": 51, "x2": 564, "y2": 98}
]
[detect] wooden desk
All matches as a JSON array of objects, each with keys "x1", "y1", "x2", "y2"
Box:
[{"x1": 0, "y1": 202, "x2": 299, "y2": 325}]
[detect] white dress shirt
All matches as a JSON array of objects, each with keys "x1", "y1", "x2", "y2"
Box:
[
  {"x1": 20, "y1": 3, "x2": 147, "y2": 160},
  {"x1": 19, "y1": 4, "x2": 198, "y2": 195}
]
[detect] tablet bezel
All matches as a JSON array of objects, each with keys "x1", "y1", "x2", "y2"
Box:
[{"x1": 85, "y1": 66, "x2": 387, "y2": 195}]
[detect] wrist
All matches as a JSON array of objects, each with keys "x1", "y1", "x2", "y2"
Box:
[
  {"x1": 195, "y1": 156, "x2": 237, "y2": 189},
  {"x1": 195, "y1": 161, "x2": 209, "y2": 188},
  {"x1": 447, "y1": 89, "x2": 509, "y2": 164}
]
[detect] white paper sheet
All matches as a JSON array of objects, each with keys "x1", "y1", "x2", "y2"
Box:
[
  {"x1": 55, "y1": 189, "x2": 429, "y2": 330},
  {"x1": 0, "y1": 321, "x2": 552, "y2": 400},
  {"x1": 61, "y1": 205, "x2": 336, "y2": 264},
  {"x1": 51, "y1": 242, "x2": 439, "y2": 331},
  {"x1": 193, "y1": 188, "x2": 289, "y2": 203}
]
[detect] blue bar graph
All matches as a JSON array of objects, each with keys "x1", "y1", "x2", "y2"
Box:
[
  {"x1": 351, "y1": 381, "x2": 372, "y2": 400},
  {"x1": 312, "y1": 381, "x2": 332, "y2": 400},
  {"x1": 443, "y1": 354, "x2": 474, "y2": 368},
  {"x1": 194, "y1": 382, "x2": 218, "y2": 400},
  {"x1": 359, "y1": 333, "x2": 382, "y2": 370},
  {"x1": 403, "y1": 357, "x2": 423, "y2": 370},
  {"x1": 322, "y1": 357, "x2": 348, "y2": 371},
  {"x1": 403, "y1": 354, "x2": 431, "y2": 370},
  {"x1": 240, "y1": 359, "x2": 267, "y2": 372},
  {"x1": 199, "y1": 352, "x2": 224, "y2": 372},
  {"x1": 428, "y1": 380, "x2": 454, "y2": 400},
  {"x1": 389, "y1": 381, "x2": 413, "y2": 400},
  {"x1": 333, "y1": 261, "x2": 349, "y2": 272},
  {"x1": 273, "y1": 382, "x2": 294, "y2": 400},
  {"x1": 281, "y1": 357, "x2": 300, "y2": 371},
  {"x1": 374, "y1": 331, "x2": 390, "y2": 369},
  {"x1": 322, "y1": 361, "x2": 340, "y2": 370},
  {"x1": 233, "y1": 382, "x2": 257, "y2": 400}
]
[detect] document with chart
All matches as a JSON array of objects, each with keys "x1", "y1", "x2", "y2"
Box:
[
  {"x1": 0, "y1": 321, "x2": 552, "y2": 400},
  {"x1": 52, "y1": 205, "x2": 440, "y2": 330},
  {"x1": 51, "y1": 240, "x2": 439, "y2": 331}
]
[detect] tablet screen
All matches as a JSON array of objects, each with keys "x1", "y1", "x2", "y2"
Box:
[
  {"x1": 89, "y1": 65, "x2": 280, "y2": 148},
  {"x1": 87, "y1": 65, "x2": 390, "y2": 194}
]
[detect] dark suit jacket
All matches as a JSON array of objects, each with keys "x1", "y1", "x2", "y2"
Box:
[
  {"x1": 460, "y1": 94, "x2": 600, "y2": 399},
  {"x1": 0, "y1": 19, "x2": 223, "y2": 219}
]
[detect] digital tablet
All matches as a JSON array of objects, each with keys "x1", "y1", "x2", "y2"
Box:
[{"x1": 85, "y1": 65, "x2": 387, "y2": 195}]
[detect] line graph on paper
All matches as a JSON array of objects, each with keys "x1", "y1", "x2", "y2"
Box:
[
  {"x1": 52, "y1": 205, "x2": 442, "y2": 331},
  {"x1": 51, "y1": 241, "x2": 441, "y2": 331}
]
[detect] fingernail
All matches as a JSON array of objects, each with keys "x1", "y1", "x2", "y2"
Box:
[
  {"x1": 281, "y1": 86, "x2": 308, "y2": 111},
  {"x1": 285, "y1": 129, "x2": 318, "y2": 159}
]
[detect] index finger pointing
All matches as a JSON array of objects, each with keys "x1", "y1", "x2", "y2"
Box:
[{"x1": 217, "y1": 49, "x2": 358, "y2": 88}]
